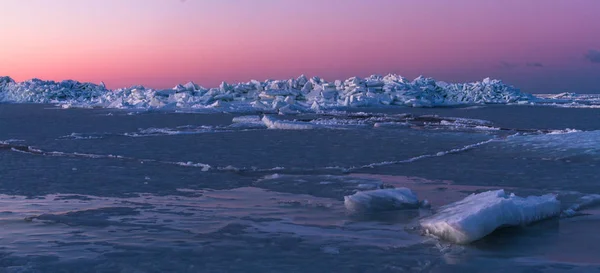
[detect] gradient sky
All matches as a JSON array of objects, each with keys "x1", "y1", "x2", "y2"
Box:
[{"x1": 1, "y1": 0, "x2": 599, "y2": 93}]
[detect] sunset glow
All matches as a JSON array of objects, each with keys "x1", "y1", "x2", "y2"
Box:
[{"x1": 2, "y1": 0, "x2": 599, "y2": 92}]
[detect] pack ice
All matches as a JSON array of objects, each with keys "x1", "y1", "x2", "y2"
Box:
[
  {"x1": 420, "y1": 190, "x2": 560, "y2": 244},
  {"x1": 0, "y1": 74, "x2": 533, "y2": 111},
  {"x1": 344, "y1": 188, "x2": 423, "y2": 212}
]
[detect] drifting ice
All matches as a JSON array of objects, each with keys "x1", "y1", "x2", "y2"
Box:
[
  {"x1": 420, "y1": 190, "x2": 560, "y2": 244},
  {"x1": 562, "y1": 194, "x2": 600, "y2": 217},
  {"x1": 344, "y1": 188, "x2": 423, "y2": 212},
  {"x1": 261, "y1": 115, "x2": 320, "y2": 130},
  {"x1": 0, "y1": 74, "x2": 532, "y2": 112}
]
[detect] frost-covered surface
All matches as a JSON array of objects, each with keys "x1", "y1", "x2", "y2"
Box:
[
  {"x1": 420, "y1": 189, "x2": 560, "y2": 244},
  {"x1": 0, "y1": 75, "x2": 532, "y2": 112},
  {"x1": 344, "y1": 188, "x2": 422, "y2": 212}
]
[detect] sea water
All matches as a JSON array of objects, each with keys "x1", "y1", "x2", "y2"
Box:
[{"x1": 1, "y1": 104, "x2": 600, "y2": 272}]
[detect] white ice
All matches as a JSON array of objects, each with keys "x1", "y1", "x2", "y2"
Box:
[
  {"x1": 230, "y1": 115, "x2": 269, "y2": 129},
  {"x1": 546, "y1": 128, "x2": 582, "y2": 135},
  {"x1": 562, "y1": 194, "x2": 600, "y2": 217},
  {"x1": 420, "y1": 189, "x2": 560, "y2": 244},
  {"x1": 532, "y1": 93, "x2": 600, "y2": 108},
  {"x1": 232, "y1": 115, "x2": 263, "y2": 124},
  {"x1": 344, "y1": 188, "x2": 422, "y2": 212},
  {"x1": 261, "y1": 115, "x2": 320, "y2": 130},
  {"x1": 0, "y1": 74, "x2": 534, "y2": 112}
]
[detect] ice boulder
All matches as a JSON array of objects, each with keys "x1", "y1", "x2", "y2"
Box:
[
  {"x1": 344, "y1": 188, "x2": 422, "y2": 212},
  {"x1": 420, "y1": 190, "x2": 560, "y2": 244}
]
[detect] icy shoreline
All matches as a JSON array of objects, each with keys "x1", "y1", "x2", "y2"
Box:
[{"x1": 0, "y1": 74, "x2": 533, "y2": 112}]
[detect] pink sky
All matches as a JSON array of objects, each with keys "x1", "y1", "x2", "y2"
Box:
[{"x1": 1, "y1": 0, "x2": 599, "y2": 93}]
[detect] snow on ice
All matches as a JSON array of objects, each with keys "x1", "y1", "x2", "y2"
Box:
[
  {"x1": 420, "y1": 189, "x2": 560, "y2": 244},
  {"x1": 0, "y1": 75, "x2": 532, "y2": 112},
  {"x1": 344, "y1": 188, "x2": 424, "y2": 212}
]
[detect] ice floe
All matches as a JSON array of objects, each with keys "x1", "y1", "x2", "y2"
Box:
[
  {"x1": 562, "y1": 194, "x2": 600, "y2": 217},
  {"x1": 231, "y1": 112, "x2": 507, "y2": 132},
  {"x1": 231, "y1": 115, "x2": 263, "y2": 124},
  {"x1": 0, "y1": 75, "x2": 533, "y2": 112},
  {"x1": 262, "y1": 115, "x2": 320, "y2": 130},
  {"x1": 344, "y1": 188, "x2": 424, "y2": 212},
  {"x1": 173, "y1": 161, "x2": 212, "y2": 172},
  {"x1": 547, "y1": 128, "x2": 582, "y2": 135},
  {"x1": 230, "y1": 115, "x2": 269, "y2": 129},
  {"x1": 123, "y1": 125, "x2": 217, "y2": 137},
  {"x1": 420, "y1": 189, "x2": 560, "y2": 244}
]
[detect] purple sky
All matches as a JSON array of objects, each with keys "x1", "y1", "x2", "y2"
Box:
[{"x1": 1, "y1": 0, "x2": 599, "y2": 93}]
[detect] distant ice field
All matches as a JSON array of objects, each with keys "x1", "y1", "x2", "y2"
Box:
[
  {"x1": 2, "y1": 74, "x2": 600, "y2": 113},
  {"x1": 1, "y1": 104, "x2": 600, "y2": 272}
]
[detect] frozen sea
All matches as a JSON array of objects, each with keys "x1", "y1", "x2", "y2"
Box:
[{"x1": 1, "y1": 103, "x2": 600, "y2": 272}]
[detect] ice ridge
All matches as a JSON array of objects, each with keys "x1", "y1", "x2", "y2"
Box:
[{"x1": 0, "y1": 75, "x2": 531, "y2": 111}]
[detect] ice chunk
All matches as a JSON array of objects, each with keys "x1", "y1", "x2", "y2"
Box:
[
  {"x1": 420, "y1": 190, "x2": 560, "y2": 244},
  {"x1": 183, "y1": 81, "x2": 199, "y2": 91},
  {"x1": 278, "y1": 105, "x2": 301, "y2": 115},
  {"x1": 0, "y1": 76, "x2": 15, "y2": 85},
  {"x1": 570, "y1": 194, "x2": 600, "y2": 211},
  {"x1": 261, "y1": 115, "x2": 319, "y2": 130},
  {"x1": 562, "y1": 194, "x2": 600, "y2": 217},
  {"x1": 230, "y1": 115, "x2": 267, "y2": 129},
  {"x1": 547, "y1": 128, "x2": 582, "y2": 135},
  {"x1": 232, "y1": 115, "x2": 262, "y2": 124},
  {"x1": 344, "y1": 188, "x2": 421, "y2": 212},
  {"x1": 373, "y1": 122, "x2": 410, "y2": 128}
]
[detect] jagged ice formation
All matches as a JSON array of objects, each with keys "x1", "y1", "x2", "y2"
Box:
[{"x1": 0, "y1": 74, "x2": 532, "y2": 112}]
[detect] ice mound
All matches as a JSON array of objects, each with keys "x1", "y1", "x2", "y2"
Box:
[
  {"x1": 420, "y1": 190, "x2": 560, "y2": 244},
  {"x1": 0, "y1": 78, "x2": 109, "y2": 104},
  {"x1": 0, "y1": 76, "x2": 15, "y2": 85},
  {"x1": 0, "y1": 74, "x2": 532, "y2": 111},
  {"x1": 344, "y1": 188, "x2": 423, "y2": 212}
]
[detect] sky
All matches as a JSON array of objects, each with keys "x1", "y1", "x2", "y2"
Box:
[{"x1": 1, "y1": 0, "x2": 599, "y2": 93}]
